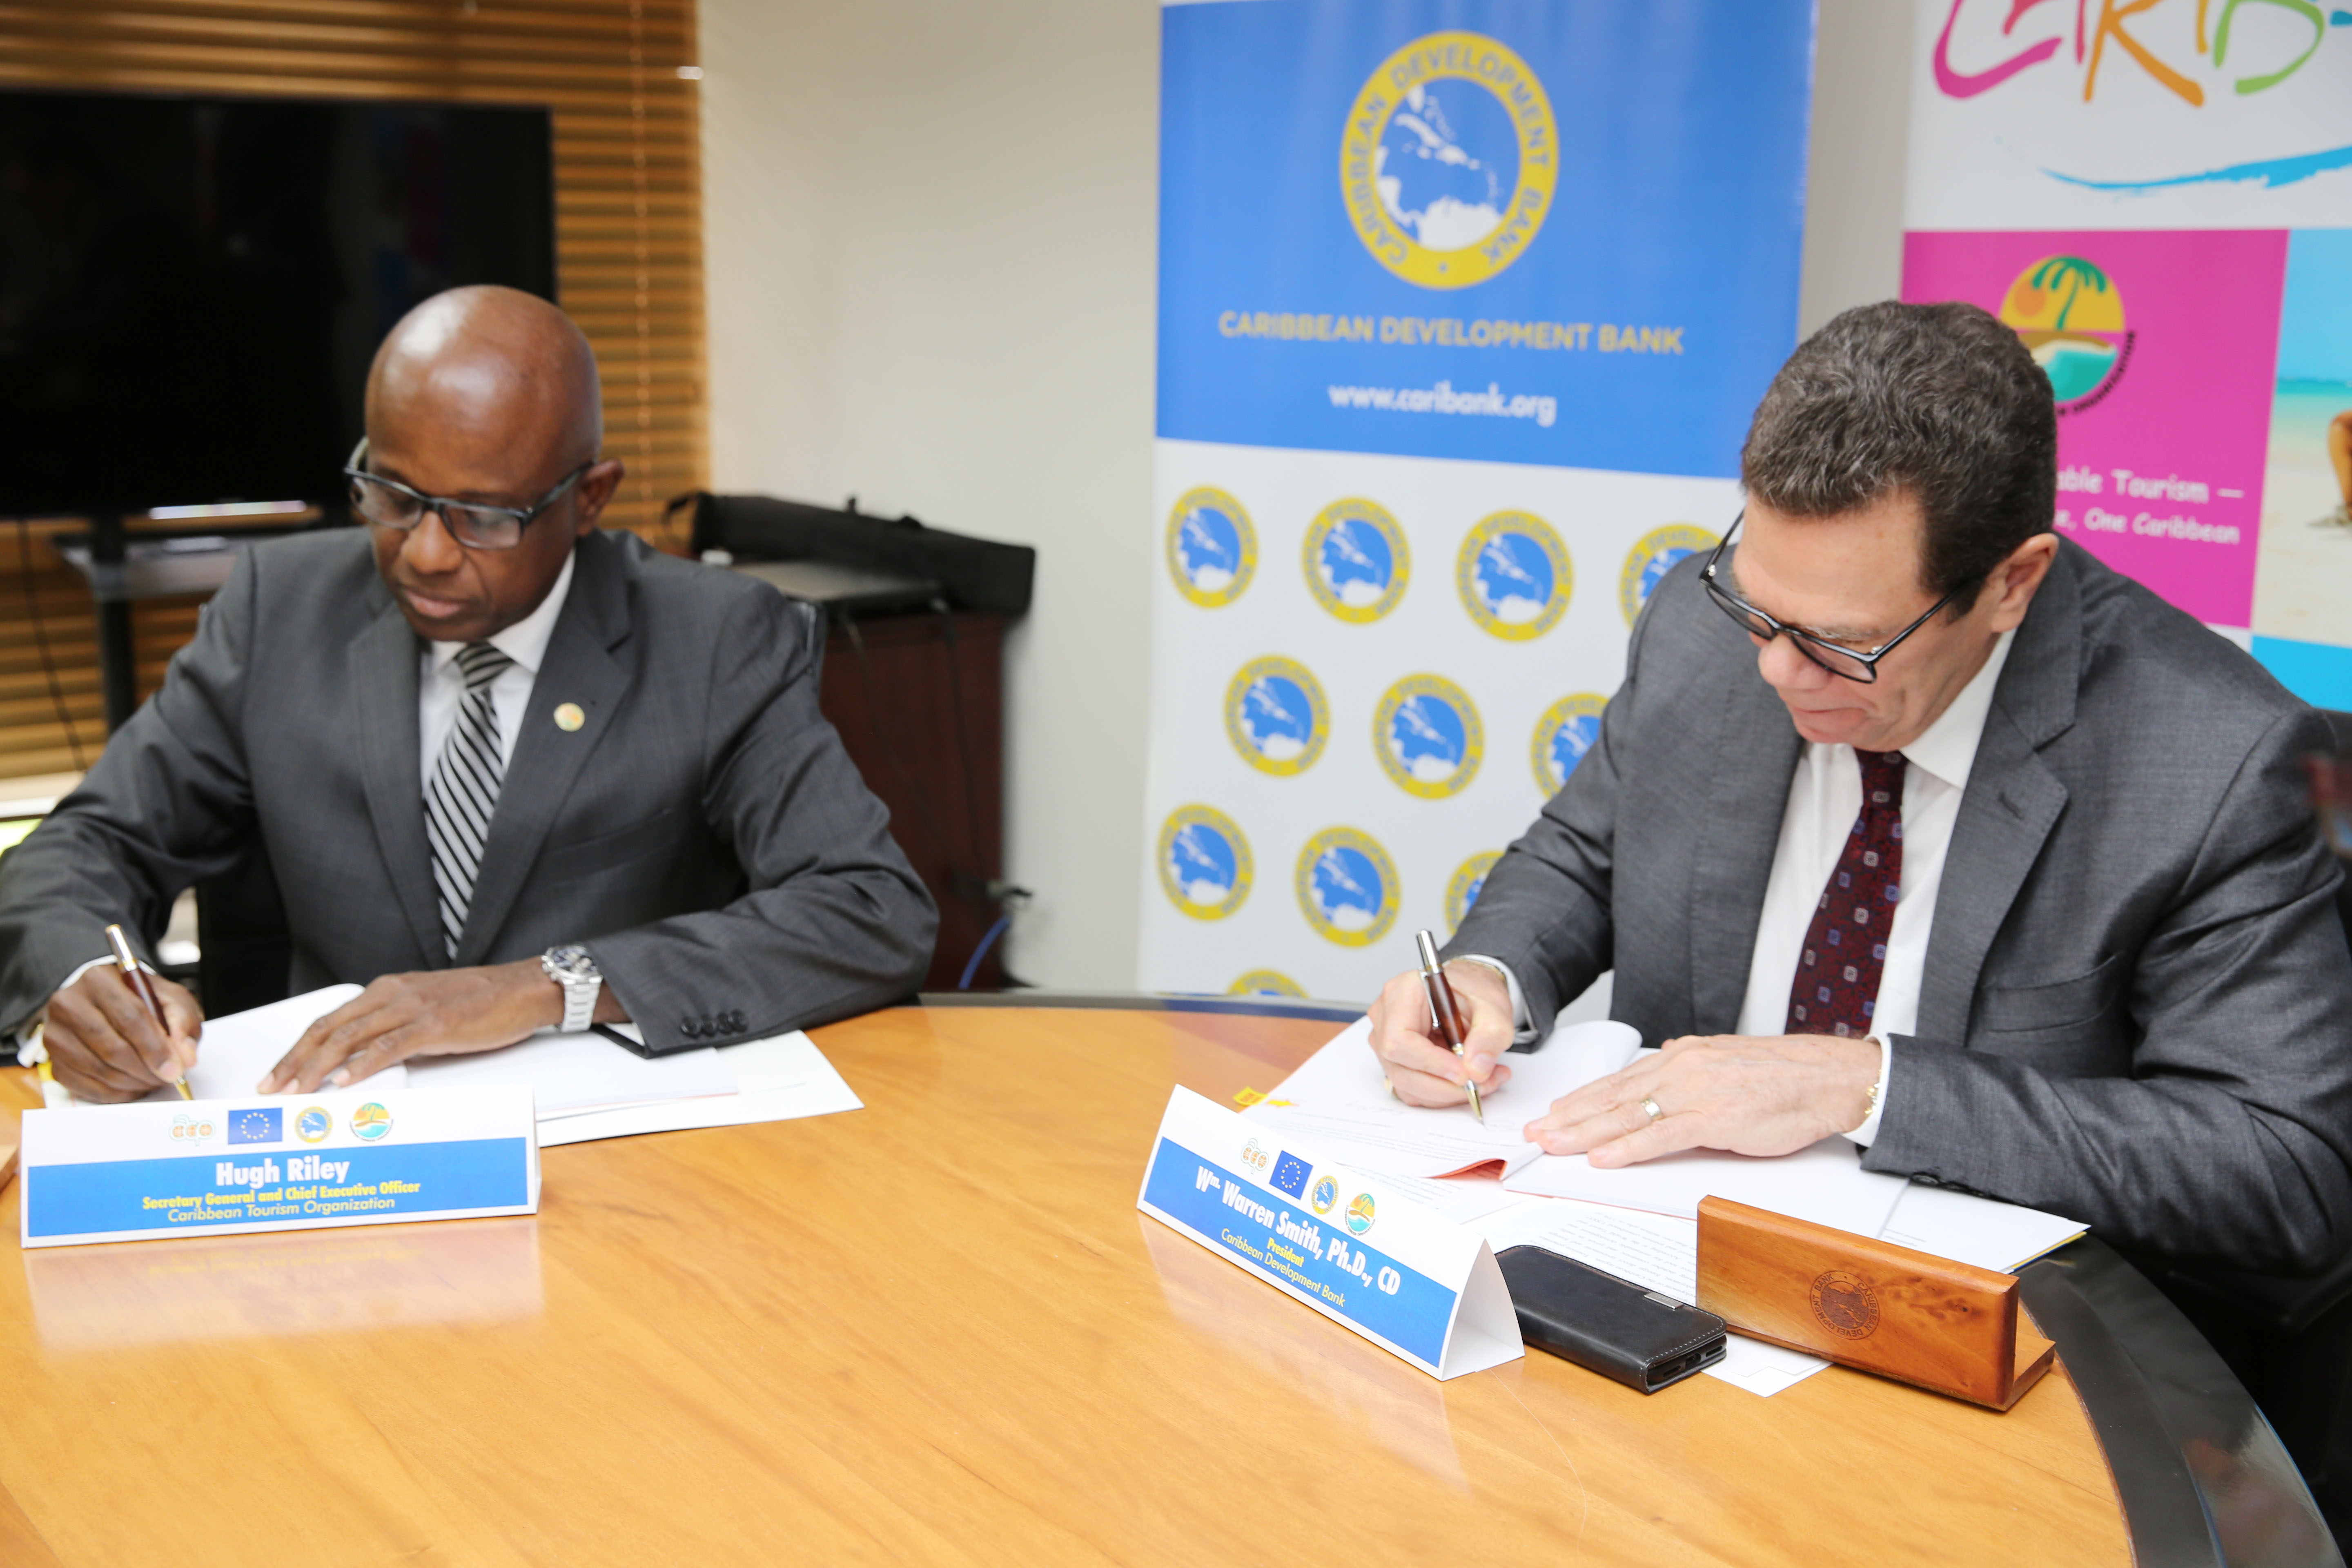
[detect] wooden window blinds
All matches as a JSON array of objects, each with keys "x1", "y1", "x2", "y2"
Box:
[{"x1": 0, "y1": 0, "x2": 708, "y2": 780}]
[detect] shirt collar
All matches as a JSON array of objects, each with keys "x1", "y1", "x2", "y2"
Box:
[
  {"x1": 1898, "y1": 627, "x2": 2016, "y2": 792},
  {"x1": 425, "y1": 547, "x2": 576, "y2": 677}
]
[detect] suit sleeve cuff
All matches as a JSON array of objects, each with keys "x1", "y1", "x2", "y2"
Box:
[
  {"x1": 14, "y1": 954, "x2": 136, "y2": 1054},
  {"x1": 1842, "y1": 1034, "x2": 1892, "y2": 1148},
  {"x1": 1449, "y1": 955, "x2": 1537, "y2": 1045}
]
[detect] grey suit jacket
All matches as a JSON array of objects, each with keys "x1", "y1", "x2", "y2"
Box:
[
  {"x1": 0, "y1": 527, "x2": 938, "y2": 1053},
  {"x1": 1448, "y1": 539, "x2": 2352, "y2": 1272}
]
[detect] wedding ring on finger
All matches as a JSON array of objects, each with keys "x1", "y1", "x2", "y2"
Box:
[{"x1": 1638, "y1": 1094, "x2": 1665, "y2": 1125}]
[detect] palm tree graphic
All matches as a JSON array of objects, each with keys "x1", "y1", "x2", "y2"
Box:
[{"x1": 2027, "y1": 256, "x2": 2111, "y2": 332}]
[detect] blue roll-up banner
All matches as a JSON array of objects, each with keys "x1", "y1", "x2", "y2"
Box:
[{"x1": 1144, "y1": 0, "x2": 1816, "y2": 1002}]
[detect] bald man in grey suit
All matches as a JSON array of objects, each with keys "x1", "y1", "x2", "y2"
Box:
[{"x1": 1, "y1": 285, "x2": 936, "y2": 1100}]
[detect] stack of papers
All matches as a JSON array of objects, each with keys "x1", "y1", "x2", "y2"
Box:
[
  {"x1": 1246, "y1": 1016, "x2": 1641, "y2": 1180},
  {"x1": 1247, "y1": 1015, "x2": 2088, "y2": 1397},
  {"x1": 60, "y1": 986, "x2": 864, "y2": 1146}
]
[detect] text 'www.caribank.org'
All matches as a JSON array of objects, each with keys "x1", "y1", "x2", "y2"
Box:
[{"x1": 1326, "y1": 380, "x2": 1558, "y2": 428}]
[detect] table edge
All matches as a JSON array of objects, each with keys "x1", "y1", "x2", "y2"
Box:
[{"x1": 918, "y1": 993, "x2": 2337, "y2": 1566}]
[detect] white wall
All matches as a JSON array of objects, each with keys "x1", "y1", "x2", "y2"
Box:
[
  {"x1": 697, "y1": 0, "x2": 1915, "y2": 990},
  {"x1": 699, "y1": 0, "x2": 1162, "y2": 989},
  {"x1": 1800, "y1": 0, "x2": 1918, "y2": 337}
]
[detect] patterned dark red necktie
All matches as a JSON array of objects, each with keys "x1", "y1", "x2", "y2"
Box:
[{"x1": 1785, "y1": 749, "x2": 1907, "y2": 1038}]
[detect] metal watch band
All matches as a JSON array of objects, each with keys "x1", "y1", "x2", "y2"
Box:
[{"x1": 559, "y1": 973, "x2": 599, "y2": 1034}]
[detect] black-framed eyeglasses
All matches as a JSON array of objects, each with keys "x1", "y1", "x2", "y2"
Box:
[
  {"x1": 1699, "y1": 510, "x2": 1962, "y2": 684},
  {"x1": 342, "y1": 437, "x2": 593, "y2": 551}
]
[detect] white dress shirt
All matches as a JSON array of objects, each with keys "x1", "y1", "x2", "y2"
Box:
[
  {"x1": 417, "y1": 549, "x2": 575, "y2": 786},
  {"x1": 1734, "y1": 629, "x2": 2013, "y2": 1144},
  {"x1": 1464, "y1": 628, "x2": 2015, "y2": 1149},
  {"x1": 22, "y1": 552, "x2": 581, "y2": 1058}
]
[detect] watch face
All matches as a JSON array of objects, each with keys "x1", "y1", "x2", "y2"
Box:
[{"x1": 545, "y1": 944, "x2": 599, "y2": 982}]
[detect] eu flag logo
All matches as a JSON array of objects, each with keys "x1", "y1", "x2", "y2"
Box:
[
  {"x1": 227, "y1": 1107, "x2": 283, "y2": 1145},
  {"x1": 1270, "y1": 1151, "x2": 1312, "y2": 1200}
]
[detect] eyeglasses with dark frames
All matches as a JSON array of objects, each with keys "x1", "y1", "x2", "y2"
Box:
[
  {"x1": 1699, "y1": 510, "x2": 1963, "y2": 684},
  {"x1": 342, "y1": 437, "x2": 593, "y2": 551}
]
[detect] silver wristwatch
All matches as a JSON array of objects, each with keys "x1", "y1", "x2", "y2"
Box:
[{"x1": 541, "y1": 944, "x2": 602, "y2": 1034}]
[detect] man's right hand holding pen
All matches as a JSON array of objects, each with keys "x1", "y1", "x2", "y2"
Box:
[
  {"x1": 1368, "y1": 959, "x2": 1515, "y2": 1108},
  {"x1": 37, "y1": 962, "x2": 203, "y2": 1103}
]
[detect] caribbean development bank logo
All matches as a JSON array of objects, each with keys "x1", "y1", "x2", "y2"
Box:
[
  {"x1": 1298, "y1": 826, "x2": 1399, "y2": 947},
  {"x1": 1374, "y1": 675, "x2": 1483, "y2": 798},
  {"x1": 1225, "y1": 657, "x2": 1328, "y2": 776},
  {"x1": 1159, "y1": 805, "x2": 1252, "y2": 920},
  {"x1": 1998, "y1": 256, "x2": 2132, "y2": 413},
  {"x1": 1305, "y1": 498, "x2": 1410, "y2": 621},
  {"x1": 1229, "y1": 969, "x2": 1307, "y2": 1000},
  {"x1": 1620, "y1": 525, "x2": 1719, "y2": 627},
  {"x1": 1341, "y1": 32, "x2": 1557, "y2": 290},
  {"x1": 1533, "y1": 694, "x2": 1607, "y2": 794},
  {"x1": 1446, "y1": 851, "x2": 1501, "y2": 935},
  {"x1": 1457, "y1": 511, "x2": 1571, "y2": 639},
  {"x1": 1166, "y1": 487, "x2": 1257, "y2": 607}
]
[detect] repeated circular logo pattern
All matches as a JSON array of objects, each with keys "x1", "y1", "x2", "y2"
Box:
[
  {"x1": 1224, "y1": 656, "x2": 1329, "y2": 776},
  {"x1": 1457, "y1": 511, "x2": 1572, "y2": 639},
  {"x1": 1531, "y1": 693, "x2": 1608, "y2": 795},
  {"x1": 1166, "y1": 486, "x2": 1258, "y2": 608},
  {"x1": 1304, "y1": 498, "x2": 1410, "y2": 623},
  {"x1": 1338, "y1": 31, "x2": 1559, "y2": 292},
  {"x1": 1618, "y1": 524, "x2": 1719, "y2": 627},
  {"x1": 1445, "y1": 851, "x2": 1502, "y2": 936},
  {"x1": 1229, "y1": 969, "x2": 1307, "y2": 999},
  {"x1": 1158, "y1": 804, "x2": 1253, "y2": 921},
  {"x1": 1296, "y1": 826, "x2": 1401, "y2": 947},
  {"x1": 1374, "y1": 673, "x2": 1483, "y2": 798}
]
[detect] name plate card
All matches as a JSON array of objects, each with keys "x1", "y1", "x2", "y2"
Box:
[
  {"x1": 19, "y1": 1086, "x2": 539, "y2": 1249},
  {"x1": 1138, "y1": 1086, "x2": 1521, "y2": 1380}
]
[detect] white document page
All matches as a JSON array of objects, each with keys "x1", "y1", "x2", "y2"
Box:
[
  {"x1": 1878, "y1": 1182, "x2": 2086, "y2": 1273},
  {"x1": 74, "y1": 989, "x2": 860, "y2": 1147},
  {"x1": 1506, "y1": 1133, "x2": 1911, "y2": 1239},
  {"x1": 405, "y1": 1028, "x2": 734, "y2": 1112},
  {"x1": 84, "y1": 985, "x2": 381, "y2": 1105},
  {"x1": 1355, "y1": 1170, "x2": 1525, "y2": 1226},
  {"x1": 532, "y1": 1031, "x2": 863, "y2": 1147},
  {"x1": 1245, "y1": 1015, "x2": 1641, "y2": 1179},
  {"x1": 1474, "y1": 1195, "x2": 1835, "y2": 1397}
]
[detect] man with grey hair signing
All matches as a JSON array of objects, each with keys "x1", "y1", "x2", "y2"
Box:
[
  {"x1": 1370, "y1": 300, "x2": 2352, "y2": 1272},
  {"x1": 0, "y1": 284, "x2": 936, "y2": 1100}
]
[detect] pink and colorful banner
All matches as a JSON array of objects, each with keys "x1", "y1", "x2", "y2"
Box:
[
  {"x1": 1902, "y1": 229, "x2": 2285, "y2": 629},
  {"x1": 1902, "y1": 0, "x2": 2351, "y2": 702}
]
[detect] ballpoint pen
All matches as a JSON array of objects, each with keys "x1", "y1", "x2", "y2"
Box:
[
  {"x1": 105, "y1": 923, "x2": 192, "y2": 1100},
  {"x1": 1414, "y1": 928, "x2": 1481, "y2": 1123}
]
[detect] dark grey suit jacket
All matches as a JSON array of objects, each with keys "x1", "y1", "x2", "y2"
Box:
[
  {"x1": 1448, "y1": 539, "x2": 2352, "y2": 1272},
  {"x1": 0, "y1": 527, "x2": 938, "y2": 1053}
]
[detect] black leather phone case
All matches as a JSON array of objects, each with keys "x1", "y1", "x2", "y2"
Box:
[{"x1": 1496, "y1": 1245, "x2": 1727, "y2": 1393}]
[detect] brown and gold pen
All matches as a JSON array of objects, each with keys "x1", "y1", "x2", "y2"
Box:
[
  {"x1": 105, "y1": 923, "x2": 191, "y2": 1100},
  {"x1": 1414, "y1": 928, "x2": 1481, "y2": 1123}
]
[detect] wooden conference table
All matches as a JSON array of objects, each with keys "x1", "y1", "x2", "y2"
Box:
[{"x1": 0, "y1": 997, "x2": 2334, "y2": 1566}]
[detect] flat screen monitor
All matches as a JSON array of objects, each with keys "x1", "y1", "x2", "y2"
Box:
[{"x1": 0, "y1": 89, "x2": 555, "y2": 518}]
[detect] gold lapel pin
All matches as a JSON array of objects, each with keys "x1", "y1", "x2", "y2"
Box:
[{"x1": 553, "y1": 702, "x2": 585, "y2": 732}]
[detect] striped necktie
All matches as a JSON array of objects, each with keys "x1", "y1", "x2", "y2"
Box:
[{"x1": 425, "y1": 641, "x2": 516, "y2": 960}]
